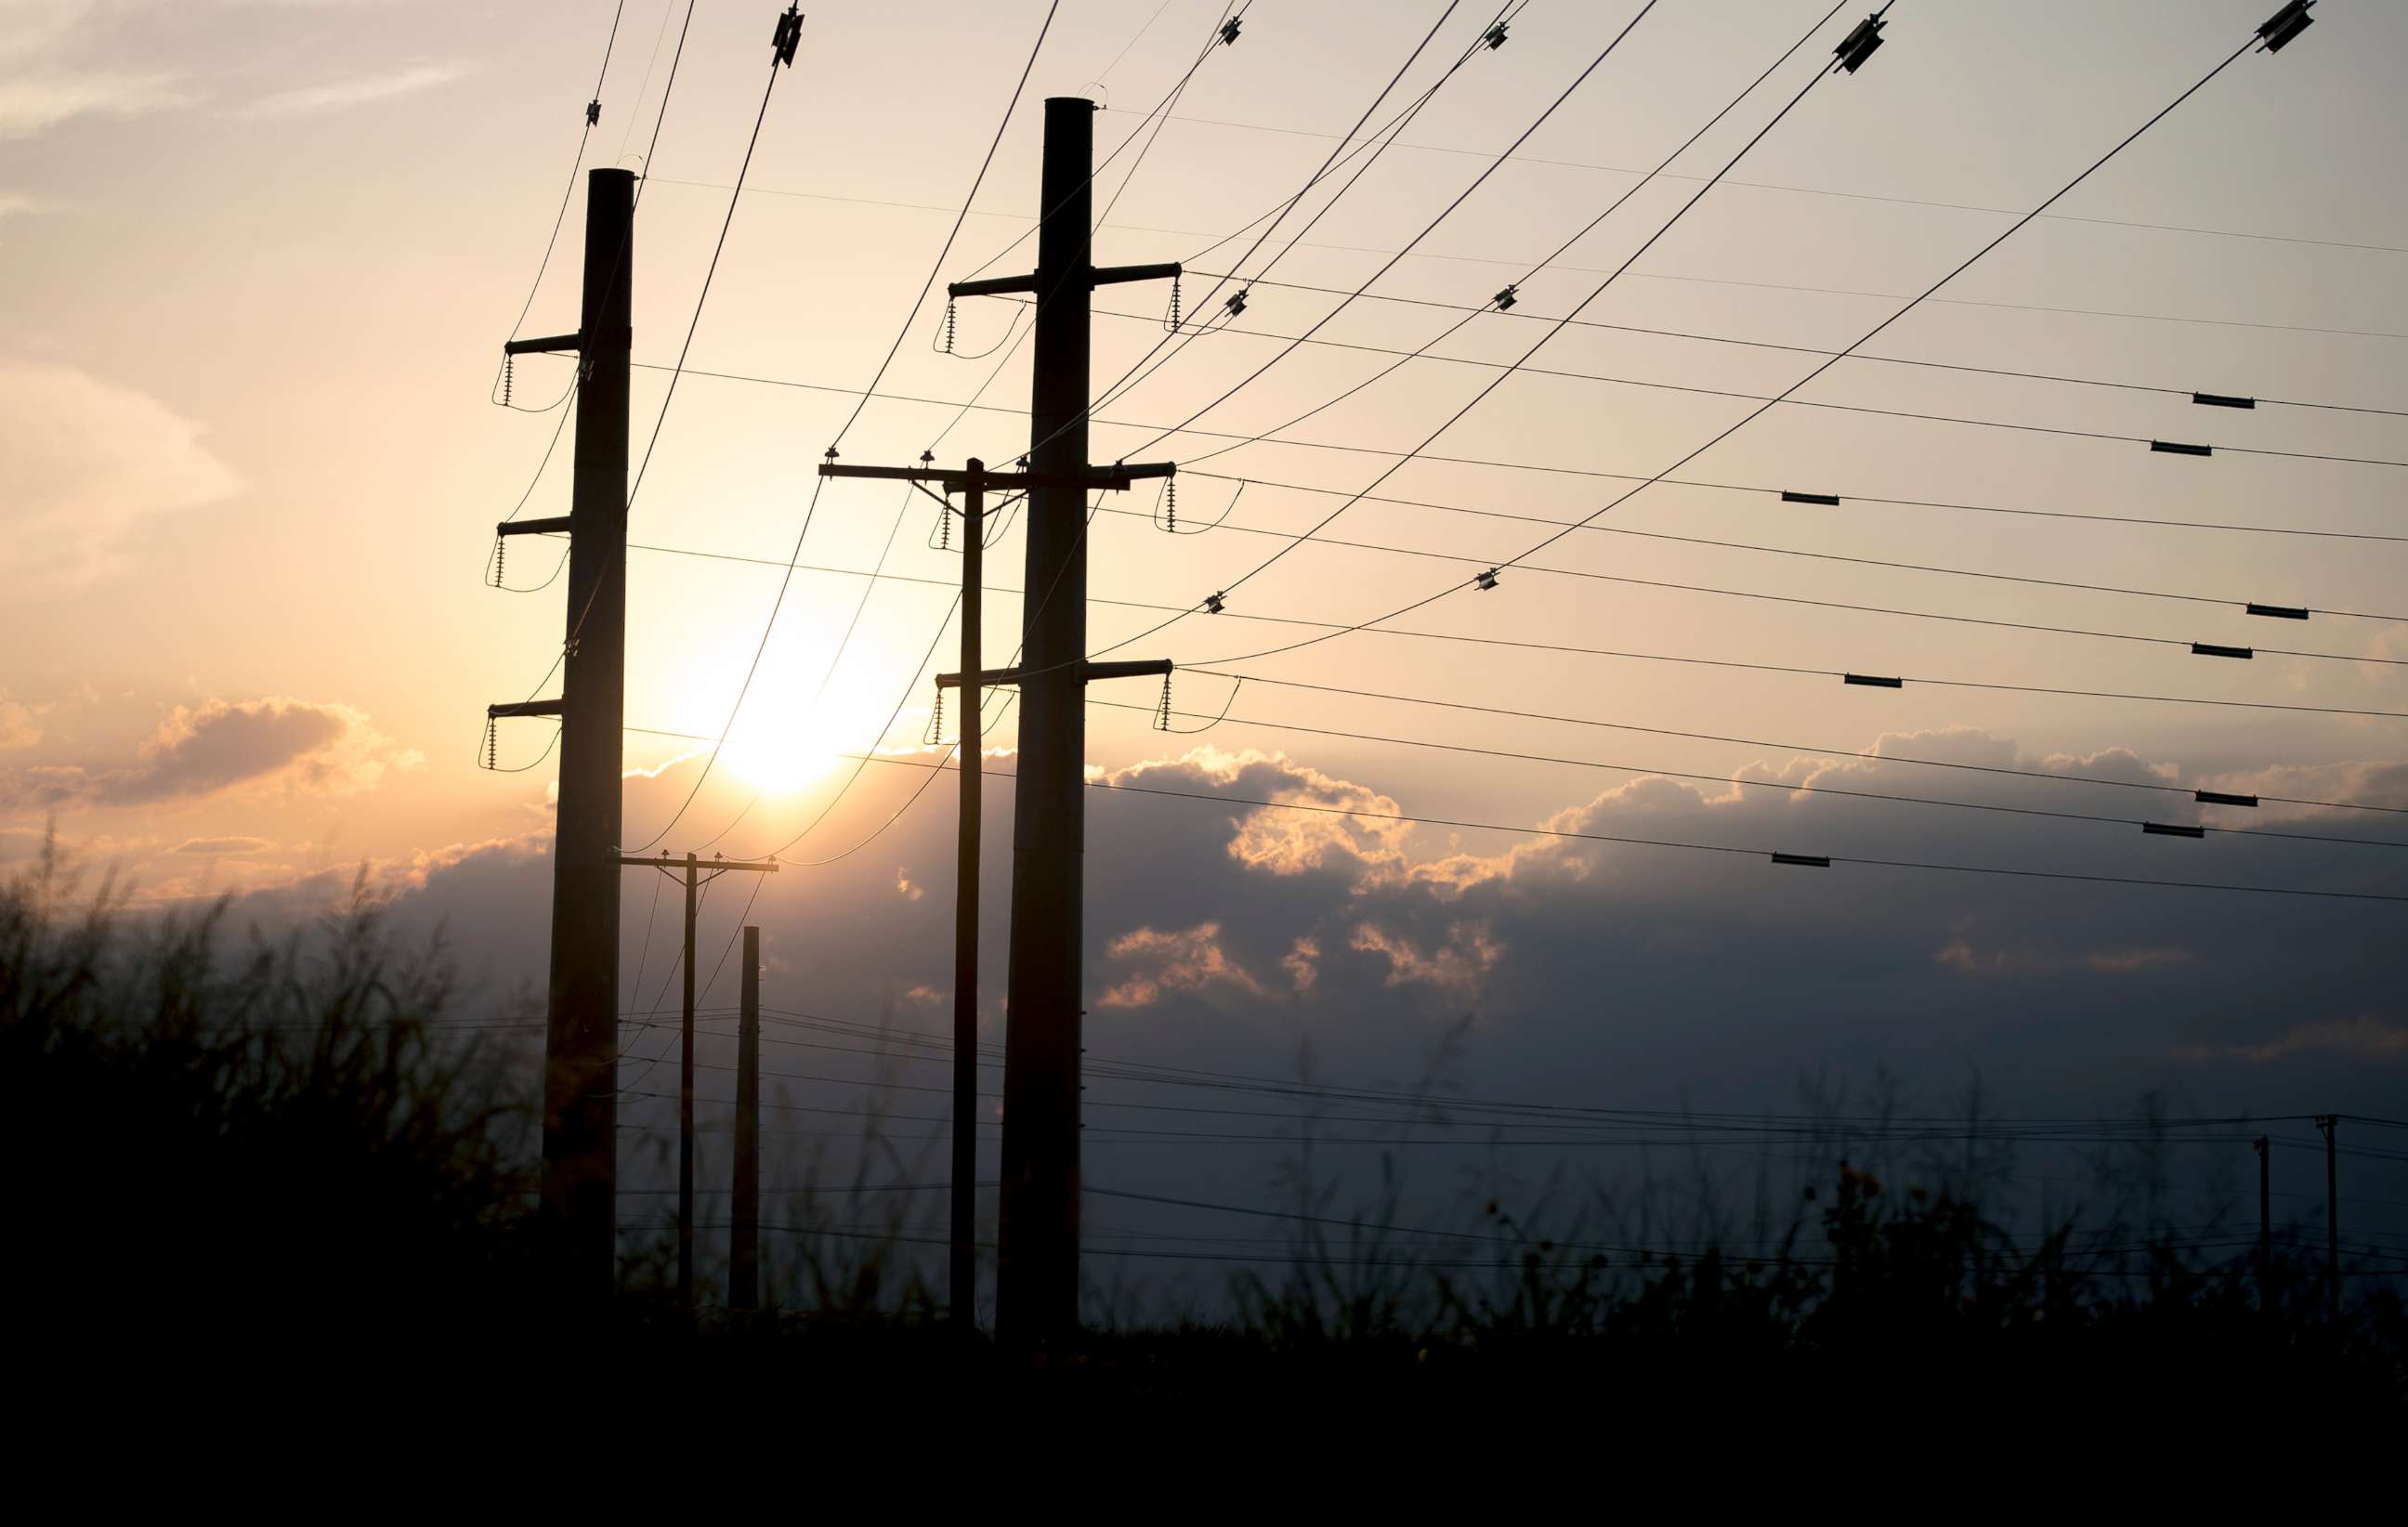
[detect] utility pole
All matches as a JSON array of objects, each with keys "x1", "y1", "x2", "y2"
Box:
[
  {"x1": 818, "y1": 447, "x2": 1172, "y2": 1338},
  {"x1": 487, "y1": 165, "x2": 635, "y2": 1302},
  {"x1": 948, "y1": 95, "x2": 1183, "y2": 1348},
  {"x1": 731, "y1": 924, "x2": 761, "y2": 1312},
  {"x1": 2254, "y1": 1134, "x2": 2271, "y2": 1307},
  {"x1": 622, "y1": 851, "x2": 778, "y2": 1309},
  {"x1": 2316, "y1": 1113, "x2": 2339, "y2": 1323}
]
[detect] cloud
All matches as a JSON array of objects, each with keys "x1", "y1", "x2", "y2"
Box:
[
  {"x1": 0, "y1": 358, "x2": 240, "y2": 591},
  {"x1": 171, "y1": 835, "x2": 271, "y2": 856},
  {"x1": 2179, "y1": 1015, "x2": 2408, "y2": 1066},
  {"x1": 895, "y1": 868, "x2": 924, "y2": 903},
  {"x1": 1, "y1": 697, "x2": 398, "y2": 812},
  {"x1": 0, "y1": 191, "x2": 49, "y2": 220},
  {"x1": 237, "y1": 62, "x2": 471, "y2": 120},
  {"x1": 2087, "y1": 946, "x2": 2192, "y2": 974},
  {"x1": 0, "y1": 71, "x2": 193, "y2": 137},
  {"x1": 1096, "y1": 921, "x2": 1264, "y2": 1010},
  {"x1": 0, "y1": 698, "x2": 38, "y2": 751},
  {"x1": 1350, "y1": 920, "x2": 1500, "y2": 999}
]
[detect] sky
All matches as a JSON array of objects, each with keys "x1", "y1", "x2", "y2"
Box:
[{"x1": 4, "y1": 0, "x2": 2404, "y2": 1299}]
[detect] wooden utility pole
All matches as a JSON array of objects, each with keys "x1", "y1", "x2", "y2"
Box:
[
  {"x1": 2316, "y1": 1114, "x2": 2339, "y2": 1322},
  {"x1": 2254, "y1": 1133, "x2": 2271, "y2": 1305},
  {"x1": 622, "y1": 851, "x2": 777, "y2": 1308},
  {"x1": 731, "y1": 924, "x2": 761, "y2": 1312},
  {"x1": 818, "y1": 448, "x2": 1171, "y2": 1337},
  {"x1": 947, "y1": 95, "x2": 1183, "y2": 1348},
  {"x1": 487, "y1": 165, "x2": 635, "y2": 1302}
]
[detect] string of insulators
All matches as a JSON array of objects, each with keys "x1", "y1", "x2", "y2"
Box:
[
  {"x1": 484, "y1": 717, "x2": 498, "y2": 771},
  {"x1": 1220, "y1": 17, "x2": 1242, "y2": 46},
  {"x1": 923, "y1": 690, "x2": 946, "y2": 747},
  {"x1": 1154, "y1": 674, "x2": 1173, "y2": 731},
  {"x1": 943, "y1": 300, "x2": 957, "y2": 354},
  {"x1": 491, "y1": 537, "x2": 506, "y2": 587},
  {"x1": 1165, "y1": 476, "x2": 1177, "y2": 530},
  {"x1": 503, "y1": 352, "x2": 514, "y2": 406},
  {"x1": 1168, "y1": 272, "x2": 1183, "y2": 332}
]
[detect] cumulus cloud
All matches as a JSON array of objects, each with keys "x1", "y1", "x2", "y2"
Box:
[
  {"x1": 238, "y1": 62, "x2": 471, "y2": 120},
  {"x1": 171, "y1": 834, "x2": 270, "y2": 856},
  {"x1": 2179, "y1": 1015, "x2": 2408, "y2": 1065},
  {"x1": 0, "y1": 358, "x2": 240, "y2": 590},
  {"x1": 0, "y1": 698, "x2": 38, "y2": 750},
  {"x1": 1096, "y1": 921, "x2": 1264, "y2": 1010},
  {"x1": 0, "y1": 697, "x2": 398, "y2": 812}
]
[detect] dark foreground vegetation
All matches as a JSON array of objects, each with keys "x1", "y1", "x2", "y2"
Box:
[{"x1": 6, "y1": 838, "x2": 2401, "y2": 1422}]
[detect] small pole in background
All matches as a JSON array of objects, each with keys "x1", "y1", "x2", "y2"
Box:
[
  {"x1": 2316, "y1": 1114, "x2": 2339, "y2": 1324},
  {"x1": 730, "y1": 925, "x2": 761, "y2": 1312},
  {"x1": 2254, "y1": 1134, "x2": 2271, "y2": 1307},
  {"x1": 680, "y1": 852, "x2": 699, "y2": 1309}
]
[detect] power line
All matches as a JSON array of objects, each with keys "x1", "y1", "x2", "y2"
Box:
[
  {"x1": 1157, "y1": 21, "x2": 2307, "y2": 674},
  {"x1": 1088, "y1": 696, "x2": 2408, "y2": 850},
  {"x1": 1102, "y1": 103, "x2": 2408, "y2": 262},
  {"x1": 629, "y1": 361, "x2": 2408, "y2": 543},
  {"x1": 1171, "y1": 670, "x2": 2408, "y2": 816}
]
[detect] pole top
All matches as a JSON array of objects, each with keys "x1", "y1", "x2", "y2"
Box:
[{"x1": 1044, "y1": 95, "x2": 1099, "y2": 112}]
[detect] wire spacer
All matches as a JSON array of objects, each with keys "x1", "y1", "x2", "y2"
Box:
[
  {"x1": 1485, "y1": 21, "x2": 1509, "y2": 48},
  {"x1": 1220, "y1": 17, "x2": 1242, "y2": 46},
  {"x1": 1474, "y1": 568, "x2": 1500, "y2": 591},
  {"x1": 1204, "y1": 591, "x2": 1225, "y2": 615},
  {"x1": 585, "y1": 99, "x2": 601, "y2": 126}
]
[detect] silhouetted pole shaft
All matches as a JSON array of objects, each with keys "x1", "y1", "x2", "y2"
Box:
[
  {"x1": 731, "y1": 925, "x2": 760, "y2": 1311},
  {"x1": 1001, "y1": 98, "x2": 1099, "y2": 1348},
  {"x1": 2320, "y1": 1114, "x2": 2338, "y2": 1322},
  {"x1": 2255, "y1": 1134, "x2": 2271, "y2": 1304},
  {"x1": 540, "y1": 166, "x2": 635, "y2": 1301},
  {"x1": 953, "y1": 462, "x2": 985, "y2": 1326},
  {"x1": 680, "y1": 853, "x2": 699, "y2": 1307}
]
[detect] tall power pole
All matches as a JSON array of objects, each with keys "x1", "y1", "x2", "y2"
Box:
[
  {"x1": 731, "y1": 924, "x2": 762, "y2": 1312},
  {"x1": 818, "y1": 449, "x2": 1171, "y2": 1337},
  {"x1": 490, "y1": 166, "x2": 635, "y2": 1301},
  {"x1": 944, "y1": 96, "x2": 1183, "y2": 1347}
]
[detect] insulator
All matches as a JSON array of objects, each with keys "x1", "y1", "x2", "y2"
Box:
[
  {"x1": 1168, "y1": 272, "x2": 1183, "y2": 332},
  {"x1": 503, "y1": 352, "x2": 514, "y2": 406},
  {"x1": 944, "y1": 300, "x2": 957, "y2": 354},
  {"x1": 1833, "y1": 14, "x2": 1885, "y2": 73},
  {"x1": 491, "y1": 537, "x2": 505, "y2": 587},
  {"x1": 923, "y1": 691, "x2": 946, "y2": 747},
  {"x1": 1154, "y1": 674, "x2": 1172, "y2": 731},
  {"x1": 938, "y1": 502, "x2": 951, "y2": 550},
  {"x1": 484, "y1": 717, "x2": 498, "y2": 771},
  {"x1": 2258, "y1": 0, "x2": 2315, "y2": 53},
  {"x1": 1166, "y1": 477, "x2": 1177, "y2": 530}
]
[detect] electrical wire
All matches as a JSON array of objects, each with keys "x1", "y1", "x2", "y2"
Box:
[{"x1": 1162, "y1": 21, "x2": 2295, "y2": 673}]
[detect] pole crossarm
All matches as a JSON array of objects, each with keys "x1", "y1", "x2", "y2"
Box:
[
  {"x1": 947, "y1": 260, "x2": 1181, "y2": 301},
  {"x1": 818, "y1": 461, "x2": 1174, "y2": 493},
  {"x1": 935, "y1": 658, "x2": 1171, "y2": 690},
  {"x1": 504, "y1": 331, "x2": 584, "y2": 356},
  {"x1": 617, "y1": 854, "x2": 779, "y2": 873},
  {"x1": 489, "y1": 698, "x2": 565, "y2": 719},
  {"x1": 498, "y1": 516, "x2": 574, "y2": 538}
]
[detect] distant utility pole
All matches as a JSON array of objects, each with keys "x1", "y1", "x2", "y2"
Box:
[
  {"x1": 731, "y1": 925, "x2": 762, "y2": 1312},
  {"x1": 817, "y1": 448, "x2": 1172, "y2": 1337},
  {"x1": 2254, "y1": 1134, "x2": 2271, "y2": 1306},
  {"x1": 622, "y1": 851, "x2": 778, "y2": 1308},
  {"x1": 488, "y1": 165, "x2": 635, "y2": 1303},
  {"x1": 2316, "y1": 1114, "x2": 2339, "y2": 1323}
]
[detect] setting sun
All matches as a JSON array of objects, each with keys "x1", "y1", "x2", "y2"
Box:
[{"x1": 722, "y1": 711, "x2": 840, "y2": 794}]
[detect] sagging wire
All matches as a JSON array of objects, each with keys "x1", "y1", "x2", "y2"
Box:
[
  {"x1": 931, "y1": 298, "x2": 1023, "y2": 359},
  {"x1": 490, "y1": 530, "x2": 571, "y2": 594},
  {"x1": 1152, "y1": 674, "x2": 1241, "y2": 735},
  {"x1": 1152, "y1": 477, "x2": 1242, "y2": 535},
  {"x1": 479, "y1": 716, "x2": 562, "y2": 774}
]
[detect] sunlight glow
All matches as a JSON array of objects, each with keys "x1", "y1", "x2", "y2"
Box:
[{"x1": 722, "y1": 711, "x2": 841, "y2": 794}]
